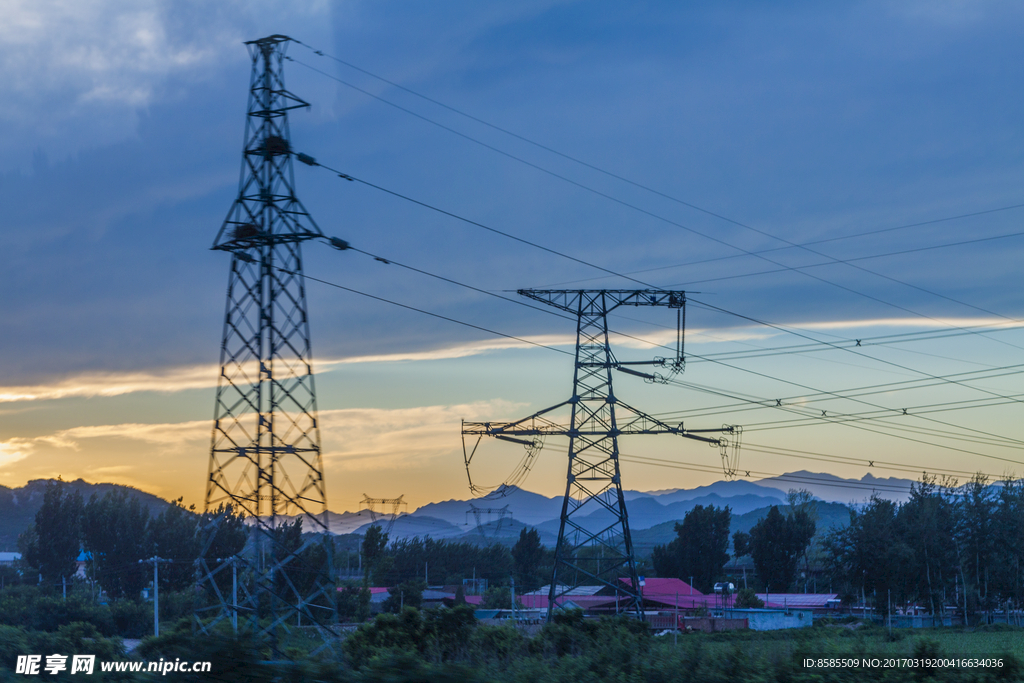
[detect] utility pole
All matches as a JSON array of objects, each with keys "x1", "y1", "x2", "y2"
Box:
[
  {"x1": 141, "y1": 557, "x2": 167, "y2": 637},
  {"x1": 194, "y1": 34, "x2": 346, "y2": 654},
  {"x1": 231, "y1": 558, "x2": 238, "y2": 635},
  {"x1": 464, "y1": 290, "x2": 739, "y2": 622}
]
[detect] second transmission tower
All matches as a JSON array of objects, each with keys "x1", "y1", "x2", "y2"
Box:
[{"x1": 463, "y1": 290, "x2": 738, "y2": 621}]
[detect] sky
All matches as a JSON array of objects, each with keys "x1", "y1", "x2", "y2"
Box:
[{"x1": 2, "y1": 0, "x2": 1024, "y2": 513}]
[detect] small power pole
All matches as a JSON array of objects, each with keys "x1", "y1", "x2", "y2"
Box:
[{"x1": 141, "y1": 557, "x2": 168, "y2": 637}]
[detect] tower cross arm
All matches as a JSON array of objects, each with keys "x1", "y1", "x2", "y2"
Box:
[
  {"x1": 518, "y1": 289, "x2": 685, "y2": 313},
  {"x1": 613, "y1": 399, "x2": 731, "y2": 443},
  {"x1": 461, "y1": 400, "x2": 571, "y2": 438}
]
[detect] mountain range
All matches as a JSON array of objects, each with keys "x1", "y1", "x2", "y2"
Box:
[{"x1": 0, "y1": 471, "x2": 917, "y2": 551}]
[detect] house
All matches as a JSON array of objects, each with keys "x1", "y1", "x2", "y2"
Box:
[
  {"x1": 724, "y1": 607, "x2": 814, "y2": 630},
  {"x1": 755, "y1": 592, "x2": 840, "y2": 613},
  {"x1": 75, "y1": 551, "x2": 92, "y2": 579}
]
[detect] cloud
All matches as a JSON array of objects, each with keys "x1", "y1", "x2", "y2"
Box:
[
  {"x1": 0, "y1": 367, "x2": 220, "y2": 403},
  {"x1": 0, "y1": 439, "x2": 35, "y2": 468},
  {"x1": 0, "y1": 399, "x2": 527, "y2": 506},
  {"x1": 0, "y1": 0, "x2": 330, "y2": 170},
  {"x1": 318, "y1": 400, "x2": 526, "y2": 471},
  {"x1": 3, "y1": 316, "x2": 1020, "y2": 403},
  {"x1": 55, "y1": 420, "x2": 210, "y2": 448}
]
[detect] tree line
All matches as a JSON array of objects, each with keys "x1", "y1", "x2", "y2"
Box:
[
  {"x1": 17, "y1": 479, "x2": 245, "y2": 598},
  {"x1": 825, "y1": 474, "x2": 1024, "y2": 615},
  {"x1": 652, "y1": 490, "x2": 817, "y2": 595},
  {"x1": 650, "y1": 476, "x2": 1024, "y2": 616}
]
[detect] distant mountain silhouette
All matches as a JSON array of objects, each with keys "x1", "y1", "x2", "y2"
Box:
[
  {"x1": 0, "y1": 479, "x2": 173, "y2": 551},
  {"x1": 756, "y1": 470, "x2": 916, "y2": 504},
  {"x1": 1, "y1": 471, "x2": 918, "y2": 551}
]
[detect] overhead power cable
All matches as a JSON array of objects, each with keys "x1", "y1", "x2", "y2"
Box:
[
  {"x1": 290, "y1": 40, "x2": 1024, "y2": 267},
  {"x1": 279, "y1": 267, "x2": 573, "y2": 357},
  {"x1": 657, "y1": 363, "x2": 1024, "y2": 420},
  {"x1": 331, "y1": 239, "x2": 1024, "y2": 457},
  {"x1": 651, "y1": 372, "x2": 1024, "y2": 466},
  {"x1": 286, "y1": 151, "x2": 1024, "y2": 470},
  {"x1": 309, "y1": 159, "x2": 654, "y2": 288},
  {"x1": 680, "y1": 323, "x2": 1024, "y2": 364},
  {"x1": 688, "y1": 298, "x2": 1024, "y2": 416},
  {"x1": 293, "y1": 252, "x2": 1024, "y2": 469},
  {"x1": 287, "y1": 47, "x2": 1024, "y2": 347},
  {"x1": 616, "y1": 453, "x2": 920, "y2": 495},
  {"x1": 303, "y1": 149, "x2": 1024, "y2": 404}
]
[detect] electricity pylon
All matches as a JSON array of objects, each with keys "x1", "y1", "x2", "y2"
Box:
[
  {"x1": 195, "y1": 34, "x2": 344, "y2": 651},
  {"x1": 466, "y1": 504, "x2": 511, "y2": 538},
  {"x1": 463, "y1": 290, "x2": 738, "y2": 621},
  {"x1": 360, "y1": 494, "x2": 408, "y2": 536}
]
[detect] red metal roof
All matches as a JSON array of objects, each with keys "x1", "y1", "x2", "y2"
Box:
[
  {"x1": 621, "y1": 577, "x2": 704, "y2": 598},
  {"x1": 757, "y1": 593, "x2": 839, "y2": 609},
  {"x1": 519, "y1": 594, "x2": 619, "y2": 610}
]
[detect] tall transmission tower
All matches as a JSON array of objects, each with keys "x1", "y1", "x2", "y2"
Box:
[
  {"x1": 359, "y1": 494, "x2": 408, "y2": 536},
  {"x1": 195, "y1": 34, "x2": 344, "y2": 650},
  {"x1": 463, "y1": 290, "x2": 738, "y2": 621}
]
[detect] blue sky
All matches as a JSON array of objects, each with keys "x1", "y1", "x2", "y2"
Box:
[{"x1": 2, "y1": 1, "x2": 1023, "y2": 510}]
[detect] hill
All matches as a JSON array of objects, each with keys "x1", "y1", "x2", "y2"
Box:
[{"x1": 0, "y1": 479, "x2": 173, "y2": 551}]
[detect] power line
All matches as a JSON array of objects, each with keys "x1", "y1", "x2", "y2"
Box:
[
  {"x1": 286, "y1": 155, "x2": 1024, "y2": 473},
  {"x1": 288, "y1": 48, "x2": 1024, "y2": 348},
  {"x1": 297, "y1": 190, "x2": 1024, "y2": 461},
  {"x1": 290, "y1": 41, "x2": 1024, "y2": 275},
  {"x1": 327, "y1": 240, "x2": 1024, "y2": 461},
  {"x1": 656, "y1": 364, "x2": 1024, "y2": 421},
  {"x1": 285, "y1": 267, "x2": 574, "y2": 357},
  {"x1": 312, "y1": 160, "x2": 654, "y2": 288},
  {"x1": 687, "y1": 298, "x2": 1024, "y2": 417},
  {"x1": 652, "y1": 372, "x2": 1024, "y2": 467}
]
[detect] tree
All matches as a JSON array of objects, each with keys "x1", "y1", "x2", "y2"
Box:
[
  {"x1": 371, "y1": 537, "x2": 513, "y2": 587},
  {"x1": 196, "y1": 504, "x2": 248, "y2": 598},
  {"x1": 511, "y1": 527, "x2": 545, "y2": 591},
  {"x1": 732, "y1": 531, "x2": 750, "y2": 559},
  {"x1": 734, "y1": 588, "x2": 764, "y2": 609},
  {"x1": 993, "y1": 478, "x2": 1024, "y2": 605},
  {"x1": 651, "y1": 505, "x2": 731, "y2": 592},
  {"x1": 82, "y1": 490, "x2": 150, "y2": 599},
  {"x1": 382, "y1": 579, "x2": 427, "y2": 613},
  {"x1": 337, "y1": 583, "x2": 371, "y2": 622},
  {"x1": 481, "y1": 585, "x2": 523, "y2": 610},
  {"x1": 955, "y1": 473, "x2": 996, "y2": 611},
  {"x1": 824, "y1": 496, "x2": 910, "y2": 613},
  {"x1": 19, "y1": 479, "x2": 83, "y2": 586},
  {"x1": 896, "y1": 476, "x2": 956, "y2": 615},
  {"x1": 147, "y1": 498, "x2": 199, "y2": 592},
  {"x1": 748, "y1": 506, "x2": 816, "y2": 592},
  {"x1": 361, "y1": 525, "x2": 389, "y2": 586}
]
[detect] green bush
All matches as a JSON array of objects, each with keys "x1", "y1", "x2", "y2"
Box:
[
  {"x1": 109, "y1": 599, "x2": 152, "y2": 638},
  {"x1": 0, "y1": 587, "x2": 115, "y2": 635}
]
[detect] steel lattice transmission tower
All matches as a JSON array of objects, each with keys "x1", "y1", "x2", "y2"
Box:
[
  {"x1": 463, "y1": 290, "x2": 738, "y2": 621},
  {"x1": 195, "y1": 34, "x2": 343, "y2": 648},
  {"x1": 360, "y1": 494, "x2": 408, "y2": 536}
]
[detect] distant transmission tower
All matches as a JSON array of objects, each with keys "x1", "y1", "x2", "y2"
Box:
[
  {"x1": 359, "y1": 494, "x2": 408, "y2": 536},
  {"x1": 465, "y1": 504, "x2": 511, "y2": 538},
  {"x1": 195, "y1": 34, "x2": 346, "y2": 650},
  {"x1": 463, "y1": 290, "x2": 738, "y2": 620}
]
